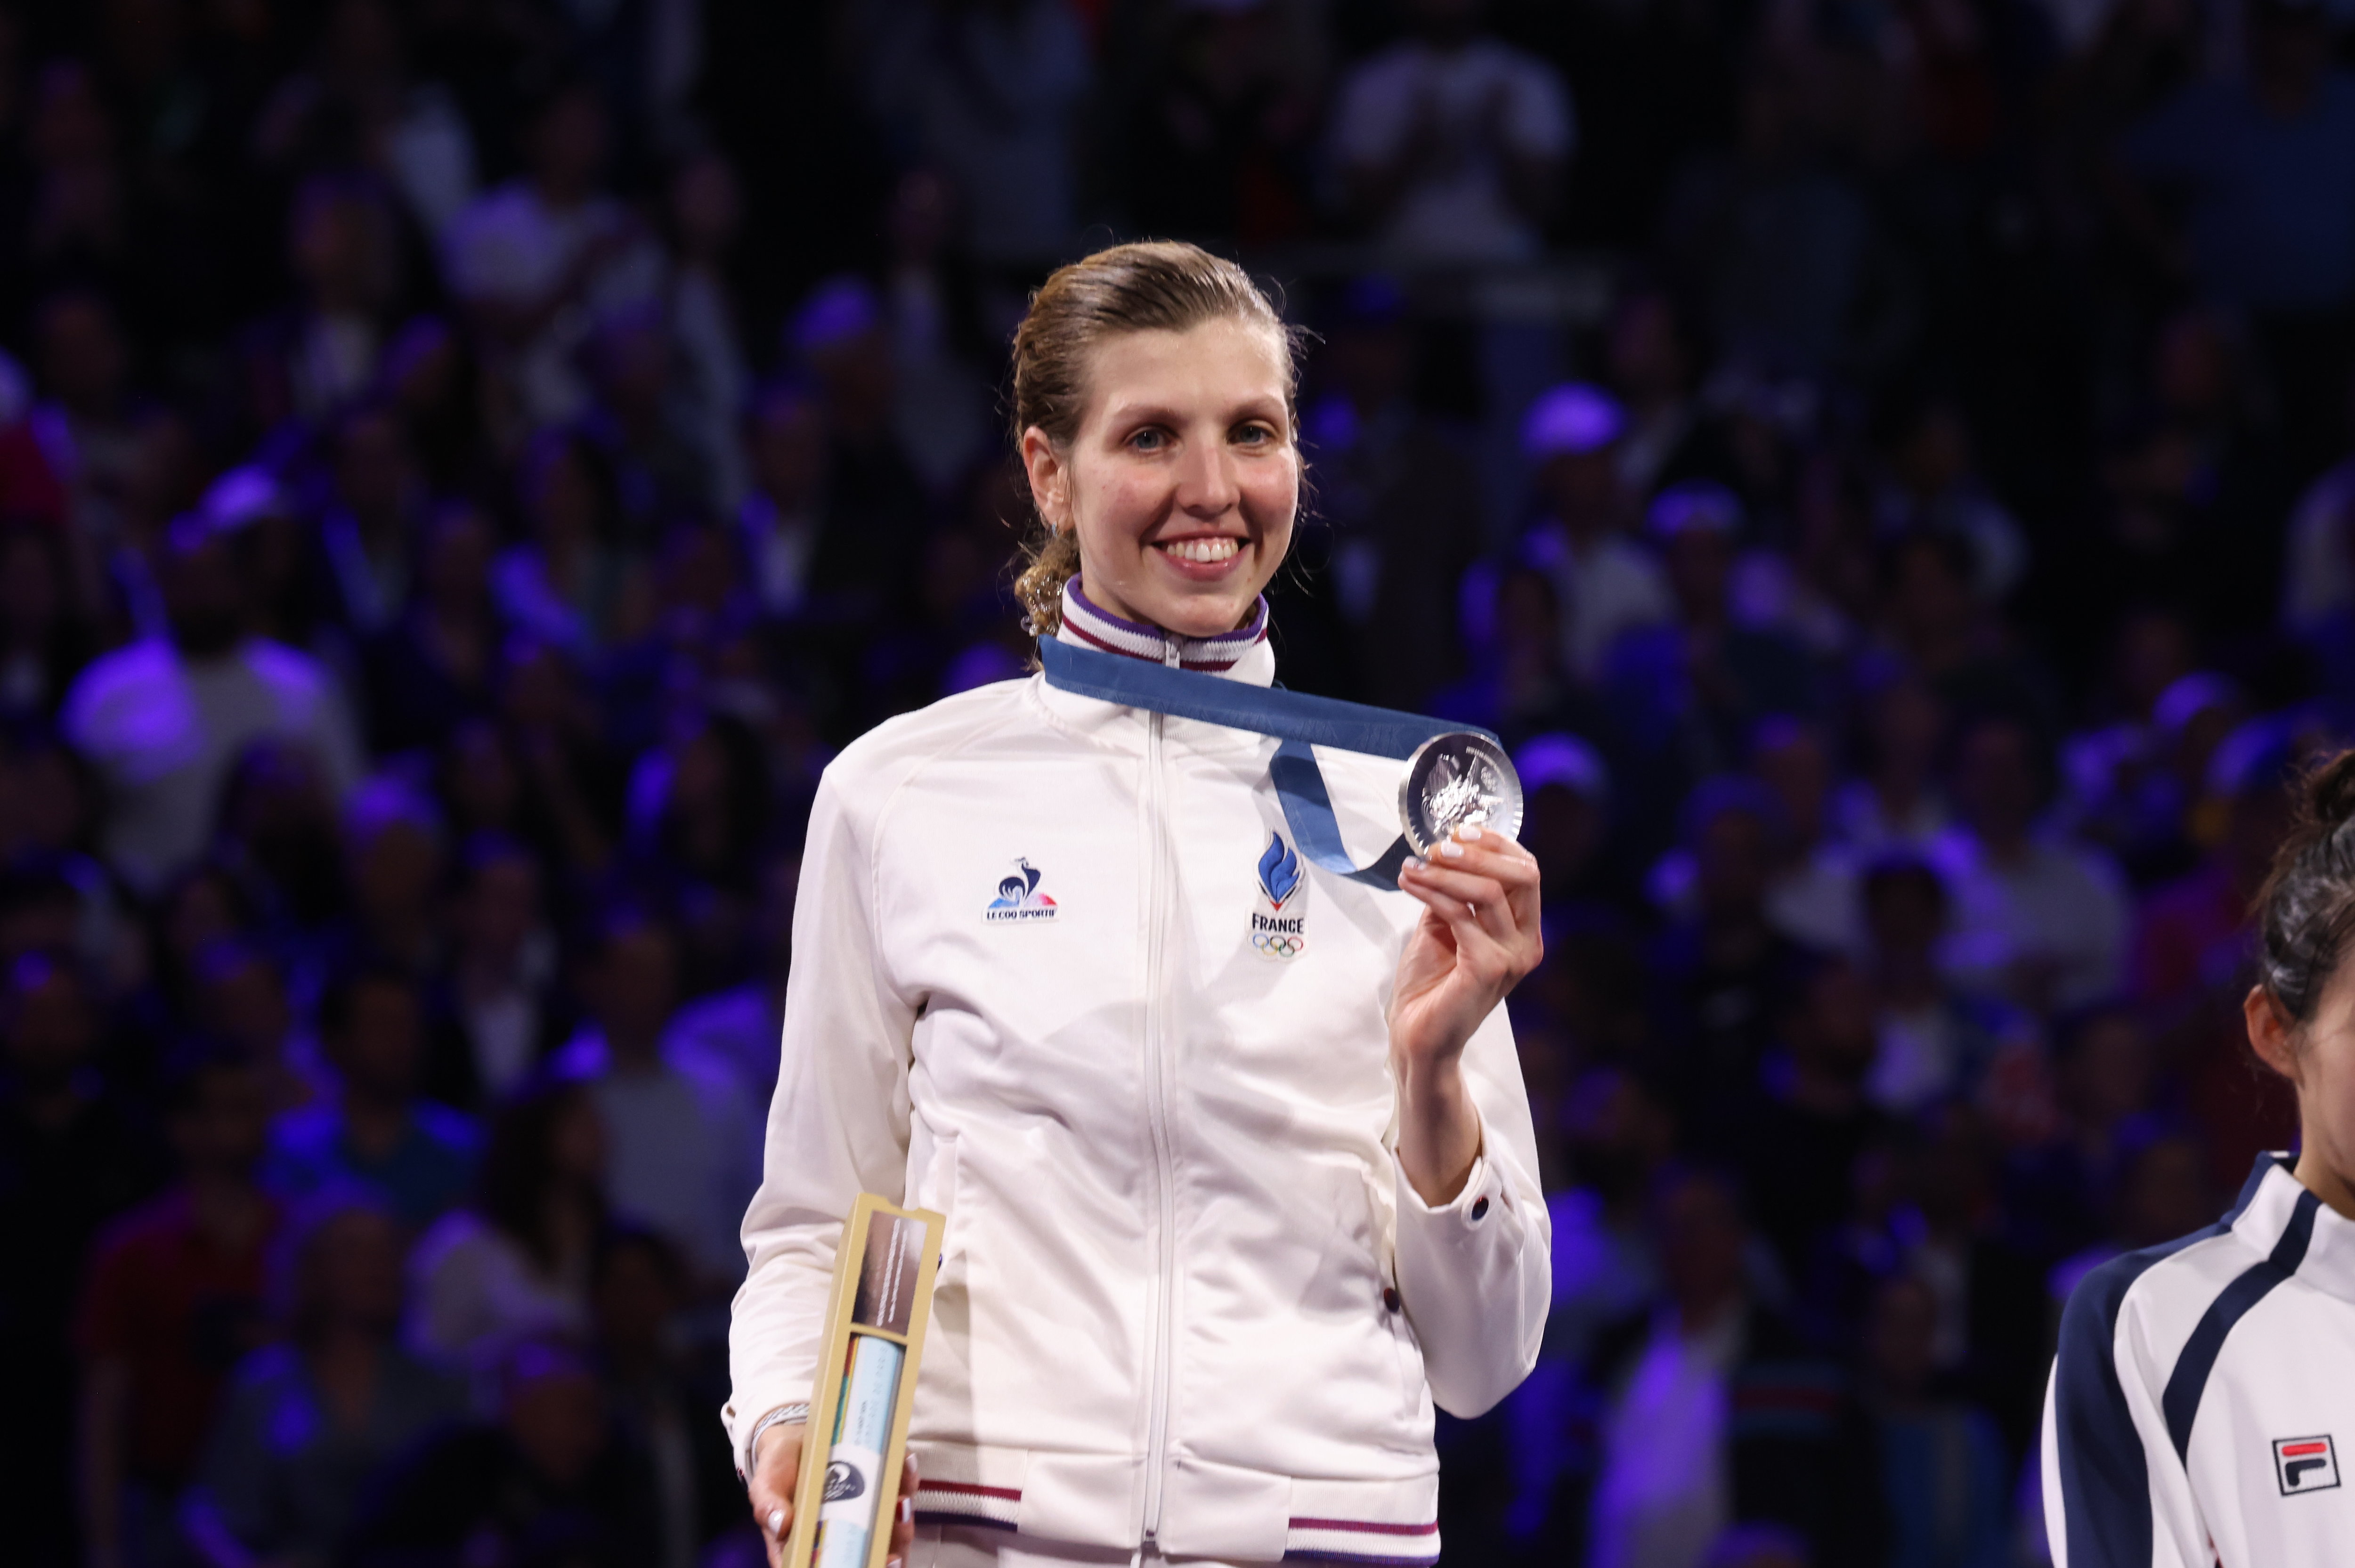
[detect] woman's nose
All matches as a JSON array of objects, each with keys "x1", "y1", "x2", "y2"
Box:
[{"x1": 1174, "y1": 440, "x2": 1241, "y2": 514}]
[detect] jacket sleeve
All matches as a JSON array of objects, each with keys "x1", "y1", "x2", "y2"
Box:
[
  {"x1": 2041, "y1": 1259, "x2": 2211, "y2": 1568},
  {"x1": 1389, "y1": 1002, "x2": 1551, "y2": 1418},
  {"x1": 724, "y1": 769, "x2": 918, "y2": 1470}
]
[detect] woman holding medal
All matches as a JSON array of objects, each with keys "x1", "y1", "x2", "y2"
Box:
[{"x1": 729, "y1": 241, "x2": 1550, "y2": 1568}]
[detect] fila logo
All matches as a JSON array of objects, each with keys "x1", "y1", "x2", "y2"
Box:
[{"x1": 2274, "y1": 1435, "x2": 2340, "y2": 1496}]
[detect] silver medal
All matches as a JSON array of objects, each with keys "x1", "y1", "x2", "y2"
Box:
[{"x1": 1398, "y1": 732, "x2": 1522, "y2": 858}]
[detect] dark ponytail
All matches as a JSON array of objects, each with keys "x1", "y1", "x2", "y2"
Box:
[{"x1": 2254, "y1": 749, "x2": 2355, "y2": 1024}]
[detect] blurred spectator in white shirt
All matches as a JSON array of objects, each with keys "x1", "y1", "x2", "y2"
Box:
[
  {"x1": 1332, "y1": 0, "x2": 1574, "y2": 264},
  {"x1": 1930, "y1": 714, "x2": 2130, "y2": 1016},
  {"x1": 551, "y1": 909, "x2": 759, "y2": 1292},
  {"x1": 428, "y1": 833, "x2": 560, "y2": 1113},
  {"x1": 1830, "y1": 666, "x2": 1952, "y2": 851},
  {"x1": 443, "y1": 80, "x2": 665, "y2": 435},
  {"x1": 1648, "y1": 717, "x2": 1859, "y2": 952},
  {"x1": 1753, "y1": 716, "x2": 1860, "y2": 954},
  {"x1": 2058, "y1": 632, "x2": 2244, "y2": 887},
  {"x1": 664, "y1": 850, "x2": 797, "y2": 1106},
  {"x1": 407, "y1": 1080, "x2": 603, "y2": 1374},
  {"x1": 1858, "y1": 855, "x2": 2027, "y2": 1116},
  {"x1": 63, "y1": 519, "x2": 362, "y2": 896},
  {"x1": 232, "y1": 177, "x2": 407, "y2": 444},
  {"x1": 1730, "y1": 448, "x2": 1876, "y2": 663},
  {"x1": 735, "y1": 381, "x2": 823, "y2": 622},
  {"x1": 1870, "y1": 390, "x2": 2030, "y2": 604},
  {"x1": 1607, "y1": 285, "x2": 1743, "y2": 505},
  {"x1": 1519, "y1": 384, "x2": 1672, "y2": 682}
]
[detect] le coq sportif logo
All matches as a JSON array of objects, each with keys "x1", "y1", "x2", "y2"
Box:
[{"x1": 984, "y1": 857, "x2": 1058, "y2": 923}]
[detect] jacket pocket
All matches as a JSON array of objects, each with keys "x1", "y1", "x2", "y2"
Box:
[
  {"x1": 905, "y1": 1439, "x2": 1029, "y2": 1537},
  {"x1": 1285, "y1": 1471, "x2": 1442, "y2": 1565},
  {"x1": 1364, "y1": 1168, "x2": 1428, "y2": 1423},
  {"x1": 920, "y1": 1129, "x2": 961, "y2": 1246},
  {"x1": 909, "y1": 1128, "x2": 978, "y2": 1440}
]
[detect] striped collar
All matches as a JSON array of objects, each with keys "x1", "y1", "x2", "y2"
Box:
[
  {"x1": 2233, "y1": 1154, "x2": 2355, "y2": 1306},
  {"x1": 1054, "y1": 578, "x2": 1270, "y2": 673}
]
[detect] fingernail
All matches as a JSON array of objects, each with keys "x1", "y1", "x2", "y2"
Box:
[
  {"x1": 900, "y1": 1496, "x2": 914, "y2": 1522},
  {"x1": 1460, "y1": 824, "x2": 1484, "y2": 841},
  {"x1": 1403, "y1": 857, "x2": 1425, "y2": 872},
  {"x1": 767, "y1": 1507, "x2": 786, "y2": 1537},
  {"x1": 1439, "y1": 841, "x2": 1465, "y2": 858}
]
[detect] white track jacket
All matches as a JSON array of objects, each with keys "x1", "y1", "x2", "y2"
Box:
[
  {"x1": 2043, "y1": 1154, "x2": 2355, "y2": 1567},
  {"x1": 725, "y1": 598, "x2": 1550, "y2": 1563}
]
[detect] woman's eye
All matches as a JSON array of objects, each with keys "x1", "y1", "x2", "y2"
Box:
[
  {"x1": 1233, "y1": 423, "x2": 1276, "y2": 446},
  {"x1": 1128, "y1": 428, "x2": 1167, "y2": 452}
]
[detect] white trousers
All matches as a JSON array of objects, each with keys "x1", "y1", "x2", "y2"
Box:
[{"x1": 912, "y1": 1525, "x2": 1261, "y2": 1568}]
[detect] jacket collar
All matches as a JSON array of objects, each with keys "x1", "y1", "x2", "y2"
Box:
[
  {"x1": 1053, "y1": 578, "x2": 1273, "y2": 685},
  {"x1": 2233, "y1": 1153, "x2": 2355, "y2": 1306}
]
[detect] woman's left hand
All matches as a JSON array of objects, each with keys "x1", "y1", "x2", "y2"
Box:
[{"x1": 1389, "y1": 824, "x2": 1543, "y2": 1204}]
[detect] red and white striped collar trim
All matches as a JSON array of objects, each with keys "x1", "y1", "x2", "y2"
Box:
[{"x1": 1055, "y1": 579, "x2": 1269, "y2": 672}]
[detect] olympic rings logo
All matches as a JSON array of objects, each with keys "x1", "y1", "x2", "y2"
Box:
[{"x1": 1251, "y1": 932, "x2": 1307, "y2": 959}]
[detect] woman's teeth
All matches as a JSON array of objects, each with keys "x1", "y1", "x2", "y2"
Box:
[{"x1": 1160, "y1": 537, "x2": 1240, "y2": 564}]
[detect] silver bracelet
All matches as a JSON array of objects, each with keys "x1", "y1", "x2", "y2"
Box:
[{"x1": 744, "y1": 1402, "x2": 812, "y2": 1477}]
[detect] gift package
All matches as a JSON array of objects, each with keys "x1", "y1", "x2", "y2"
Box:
[{"x1": 783, "y1": 1194, "x2": 948, "y2": 1568}]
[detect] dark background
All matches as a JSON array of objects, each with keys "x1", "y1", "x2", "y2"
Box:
[{"x1": 0, "y1": 0, "x2": 2344, "y2": 1565}]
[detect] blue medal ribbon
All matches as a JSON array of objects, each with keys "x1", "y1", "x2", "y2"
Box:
[{"x1": 1037, "y1": 636, "x2": 1495, "y2": 889}]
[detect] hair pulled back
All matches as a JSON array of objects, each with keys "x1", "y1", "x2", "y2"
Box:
[
  {"x1": 1006, "y1": 241, "x2": 1299, "y2": 637},
  {"x1": 2256, "y1": 748, "x2": 2355, "y2": 1024}
]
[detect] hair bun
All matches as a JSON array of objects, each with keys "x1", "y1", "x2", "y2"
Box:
[
  {"x1": 2257, "y1": 745, "x2": 2355, "y2": 1028},
  {"x1": 2306, "y1": 749, "x2": 2355, "y2": 832}
]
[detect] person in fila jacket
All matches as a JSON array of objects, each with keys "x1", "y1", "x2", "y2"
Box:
[
  {"x1": 2044, "y1": 747, "x2": 2355, "y2": 1567},
  {"x1": 725, "y1": 242, "x2": 1551, "y2": 1568}
]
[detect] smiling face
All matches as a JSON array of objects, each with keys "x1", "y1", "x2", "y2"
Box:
[{"x1": 1021, "y1": 318, "x2": 1299, "y2": 640}]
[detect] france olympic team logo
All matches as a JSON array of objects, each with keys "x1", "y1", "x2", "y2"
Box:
[
  {"x1": 1251, "y1": 831, "x2": 1307, "y2": 959},
  {"x1": 1258, "y1": 833, "x2": 1302, "y2": 910},
  {"x1": 984, "y1": 857, "x2": 1058, "y2": 923}
]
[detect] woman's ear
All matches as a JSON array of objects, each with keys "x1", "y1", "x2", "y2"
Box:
[
  {"x1": 1020, "y1": 427, "x2": 1068, "y2": 532},
  {"x1": 2246, "y1": 984, "x2": 2303, "y2": 1085}
]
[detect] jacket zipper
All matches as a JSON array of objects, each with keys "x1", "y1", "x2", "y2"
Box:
[{"x1": 1139, "y1": 666, "x2": 1179, "y2": 1542}]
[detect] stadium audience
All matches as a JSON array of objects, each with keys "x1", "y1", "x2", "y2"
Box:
[
  {"x1": 180, "y1": 1196, "x2": 465, "y2": 1568},
  {"x1": 0, "y1": 1, "x2": 2337, "y2": 1563}
]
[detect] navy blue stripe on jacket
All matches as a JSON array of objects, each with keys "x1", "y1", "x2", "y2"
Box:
[{"x1": 2049, "y1": 1158, "x2": 2275, "y2": 1567}]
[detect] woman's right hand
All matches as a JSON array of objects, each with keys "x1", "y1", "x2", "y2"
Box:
[{"x1": 748, "y1": 1422, "x2": 918, "y2": 1568}]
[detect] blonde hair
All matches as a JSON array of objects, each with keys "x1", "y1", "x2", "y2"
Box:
[{"x1": 1007, "y1": 241, "x2": 1300, "y2": 636}]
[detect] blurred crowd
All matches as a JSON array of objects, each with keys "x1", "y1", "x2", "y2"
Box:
[{"x1": 0, "y1": 0, "x2": 2351, "y2": 1567}]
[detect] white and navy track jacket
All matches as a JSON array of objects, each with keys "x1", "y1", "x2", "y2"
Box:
[
  {"x1": 2043, "y1": 1153, "x2": 2355, "y2": 1567},
  {"x1": 725, "y1": 583, "x2": 1552, "y2": 1564}
]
